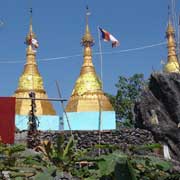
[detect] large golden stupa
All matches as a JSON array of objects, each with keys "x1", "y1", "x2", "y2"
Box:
[
  {"x1": 65, "y1": 12, "x2": 113, "y2": 113},
  {"x1": 164, "y1": 20, "x2": 180, "y2": 73},
  {"x1": 13, "y1": 15, "x2": 56, "y2": 115}
]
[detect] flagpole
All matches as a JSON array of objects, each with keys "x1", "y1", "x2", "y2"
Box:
[
  {"x1": 97, "y1": 26, "x2": 103, "y2": 90},
  {"x1": 97, "y1": 27, "x2": 103, "y2": 155}
]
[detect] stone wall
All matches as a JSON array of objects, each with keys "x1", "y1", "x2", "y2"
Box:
[{"x1": 15, "y1": 128, "x2": 155, "y2": 150}]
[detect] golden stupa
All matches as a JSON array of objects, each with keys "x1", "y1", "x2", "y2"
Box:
[
  {"x1": 13, "y1": 14, "x2": 56, "y2": 115},
  {"x1": 164, "y1": 20, "x2": 180, "y2": 73},
  {"x1": 65, "y1": 12, "x2": 113, "y2": 112}
]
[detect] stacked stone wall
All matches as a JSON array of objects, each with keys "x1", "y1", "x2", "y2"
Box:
[{"x1": 15, "y1": 128, "x2": 155, "y2": 149}]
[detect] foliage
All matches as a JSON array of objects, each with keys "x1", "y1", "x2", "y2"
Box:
[
  {"x1": 114, "y1": 160, "x2": 137, "y2": 180},
  {"x1": 107, "y1": 73, "x2": 146, "y2": 127},
  {"x1": 0, "y1": 143, "x2": 25, "y2": 167},
  {"x1": 73, "y1": 150, "x2": 177, "y2": 180},
  {"x1": 73, "y1": 151, "x2": 132, "y2": 179},
  {"x1": 33, "y1": 166, "x2": 57, "y2": 180},
  {"x1": 73, "y1": 150, "x2": 138, "y2": 179},
  {"x1": 23, "y1": 154, "x2": 48, "y2": 167},
  {"x1": 131, "y1": 155, "x2": 173, "y2": 180},
  {"x1": 36, "y1": 134, "x2": 78, "y2": 172},
  {"x1": 0, "y1": 137, "x2": 179, "y2": 179},
  {"x1": 0, "y1": 141, "x2": 70, "y2": 179},
  {"x1": 71, "y1": 142, "x2": 179, "y2": 180},
  {"x1": 129, "y1": 143, "x2": 162, "y2": 155}
]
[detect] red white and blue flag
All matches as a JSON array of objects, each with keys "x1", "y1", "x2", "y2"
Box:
[
  {"x1": 31, "y1": 38, "x2": 39, "y2": 48},
  {"x1": 99, "y1": 27, "x2": 119, "y2": 48},
  {"x1": 26, "y1": 34, "x2": 39, "y2": 49}
]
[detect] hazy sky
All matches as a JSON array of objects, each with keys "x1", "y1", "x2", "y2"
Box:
[{"x1": 0, "y1": 0, "x2": 179, "y2": 114}]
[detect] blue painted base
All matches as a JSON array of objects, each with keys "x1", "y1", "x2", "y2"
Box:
[
  {"x1": 63, "y1": 111, "x2": 116, "y2": 130},
  {"x1": 15, "y1": 115, "x2": 61, "y2": 131}
]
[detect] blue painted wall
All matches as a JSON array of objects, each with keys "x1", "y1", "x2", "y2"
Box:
[
  {"x1": 63, "y1": 111, "x2": 116, "y2": 130},
  {"x1": 15, "y1": 115, "x2": 60, "y2": 130}
]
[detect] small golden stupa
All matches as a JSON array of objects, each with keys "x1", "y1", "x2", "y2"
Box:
[
  {"x1": 13, "y1": 12, "x2": 56, "y2": 115},
  {"x1": 164, "y1": 20, "x2": 180, "y2": 73},
  {"x1": 65, "y1": 10, "x2": 113, "y2": 112}
]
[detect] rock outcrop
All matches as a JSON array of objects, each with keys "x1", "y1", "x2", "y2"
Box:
[{"x1": 135, "y1": 72, "x2": 180, "y2": 161}]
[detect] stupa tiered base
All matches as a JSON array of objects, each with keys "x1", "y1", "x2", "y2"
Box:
[
  {"x1": 15, "y1": 115, "x2": 61, "y2": 131},
  {"x1": 63, "y1": 111, "x2": 116, "y2": 130}
]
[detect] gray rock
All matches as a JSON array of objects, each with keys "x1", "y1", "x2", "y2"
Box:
[{"x1": 135, "y1": 72, "x2": 180, "y2": 161}]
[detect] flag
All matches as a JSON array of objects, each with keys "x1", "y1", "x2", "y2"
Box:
[
  {"x1": 99, "y1": 27, "x2": 119, "y2": 47},
  {"x1": 0, "y1": 97, "x2": 15, "y2": 144},
  {"x1": 31, "y1": 38, "x2": 39, "y2": 48},
  {"x1": 26, "y1": 34, "x2": 39, "y2": 49}
]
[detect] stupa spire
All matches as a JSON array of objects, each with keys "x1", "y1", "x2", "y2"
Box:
[
  {"x1": 164, "y1": 5, "x2": 180, "y2": 73},
  {"x1": 81, "y1": 6, "x2": 94, "y2": 47},
  {"x1": 65, "y1": 7, "x2": 113, "y2": 112},
  {"x1": 29, "y1": 8, "x2": 33, "y2": 34},
  {"x1": 13, "y1": 9, "x2": 56, "y2": 115},
  {"x1": 25, "y1": 8, "x2": 37, "y2": 59}
]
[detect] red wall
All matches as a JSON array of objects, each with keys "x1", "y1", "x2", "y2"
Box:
[{"x1": 0, "y1": 97, "x2": 15, "y2": 144}]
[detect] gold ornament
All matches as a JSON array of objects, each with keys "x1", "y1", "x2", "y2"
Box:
[
  {"x1": 66, "y1": 13, "x2": 113, "y2": 112},
  {"x1": 164, "y1": 21, "x2": 180, "y2": 73}
]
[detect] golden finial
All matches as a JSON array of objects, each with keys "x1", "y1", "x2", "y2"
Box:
[
  {"x1": 81, "y1": 6, "x2": 94, "y2": 47},
  {"x1": 29, "y1": 8, "x2": 33, "y2": 33},
  {"x1": 26, "y1": 8, "x2": 36, "y2": 46},
  {"x1": 167, "y1": 5, "x2": 174, "y2": 34},
  {"x1": 164, "y1": 6, "x2": 180, "y2": 73}
]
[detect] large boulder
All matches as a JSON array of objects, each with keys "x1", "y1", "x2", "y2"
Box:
[{"x1": 135, "y1": 72, "x2": 180, "y2": 161}]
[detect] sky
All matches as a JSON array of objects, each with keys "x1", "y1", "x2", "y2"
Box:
[{"x1": 0, "y1": 0, "x2": 180, "y2": 115}]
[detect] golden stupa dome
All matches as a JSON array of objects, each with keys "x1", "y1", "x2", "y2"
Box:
[
  {"x1": 65, "y1": 10, "x2": 113, "y2": 112},
  {"x1": 13, "y1": 12, "x2": 56, "y2": 115}
]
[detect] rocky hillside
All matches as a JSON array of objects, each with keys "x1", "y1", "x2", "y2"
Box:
[{"x1": 135, "y1": 72, "x2": 180, "y2": 161}]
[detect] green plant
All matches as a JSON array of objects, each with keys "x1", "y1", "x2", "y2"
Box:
[
  {"x1": 74, "y1": 151, "x2": 137, "y2": 179},
  {"x1": 129, "y1": 143, "x2": 162, "y2": 155},
  {"x1": 130, "y1": 156, "x2": 173, "y2": 180},
  {"x1": 33, "y1": 166, "x2": 57, "y2": 180},
  {"x1": 107, "y1": 73, "x2": 146, "y2": 127},
  {"x1": 0, "y1": 143, "x2": 25, "y2": 167},
  {"x1": 36, "y1": 134, "x2": 77, "y2": 171},
  {"x1": 72, "y1": 144, "x2": 177, "y2": 180}
]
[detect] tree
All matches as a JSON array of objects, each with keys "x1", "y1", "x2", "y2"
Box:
[{"x1": 108, "y1": 74, "x2": 146, "y2": 127}]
